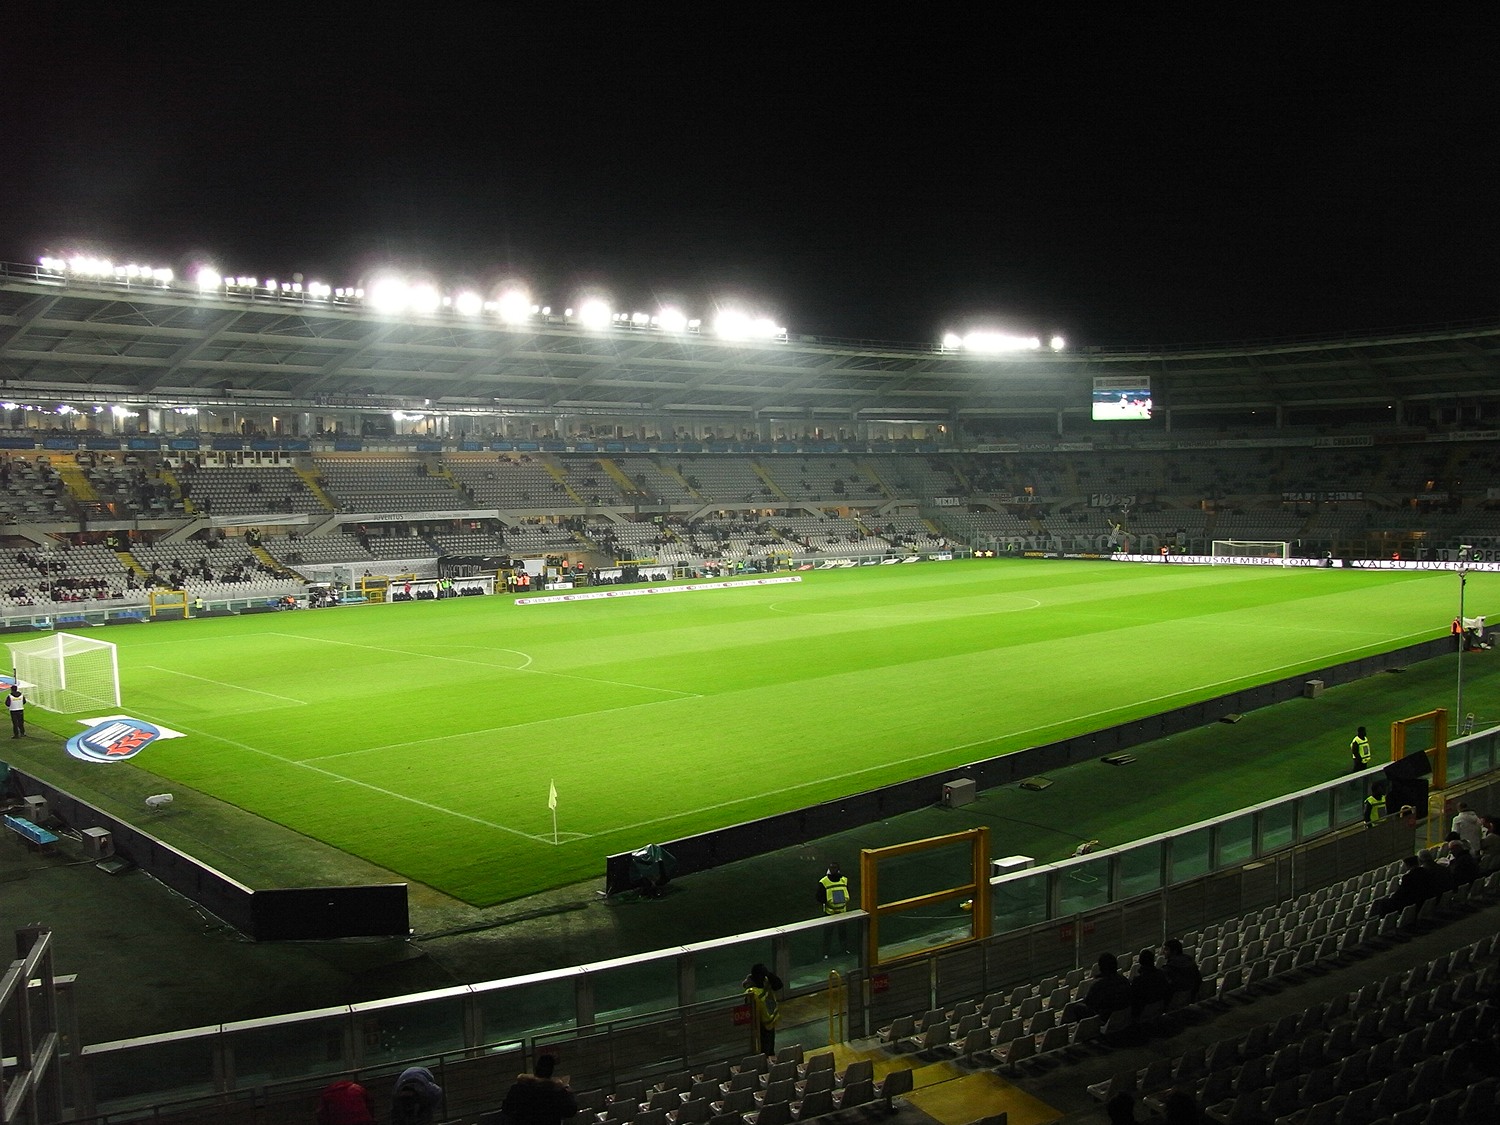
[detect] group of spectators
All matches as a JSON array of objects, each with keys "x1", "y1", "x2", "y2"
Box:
[
  {"x1": 1065, "y1": 940, "x2": 1205, "y2": 1027},
  {"x1": 315, "y1": 1054, "x2": 576, "y2": 1125},
  {"x1": 1376, "y1": 801, "x2": 1499, "y2": 915}
]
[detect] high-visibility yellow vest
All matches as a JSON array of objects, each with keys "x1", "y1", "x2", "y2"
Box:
[{"x1": 819, "y1": 875, "x2": 850, "y2": 915}]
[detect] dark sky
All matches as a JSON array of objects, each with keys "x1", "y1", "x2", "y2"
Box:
[{"x1": 5, "y1": 6, "x2": 1496, "y2": 347}]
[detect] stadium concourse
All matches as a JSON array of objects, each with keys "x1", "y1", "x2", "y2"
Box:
[{"x1": 4, "y1": 646, "x2": 1500, "y2": 1124}]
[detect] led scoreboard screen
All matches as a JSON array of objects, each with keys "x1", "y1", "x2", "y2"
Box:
[{"x1": 1092, "y1": 376, "x2": 1153, "y2": 421}]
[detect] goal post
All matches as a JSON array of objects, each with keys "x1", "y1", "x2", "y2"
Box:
[
  {"x1": 6, "y1": 633, "x2": 121, "y2": 713},
  {"x1": 1211, "y1": 539, "x2": 1291, "y2": 565}
]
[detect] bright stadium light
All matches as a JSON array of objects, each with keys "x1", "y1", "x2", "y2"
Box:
[
  {"x1": 715, "y1": 309, "x2": 784, "y2": 341},
  {"x1": 407, "y1": 284, "x2": 440, "y2": 315},
  {"x1": 453, "y1": 290, "x2": 483, "y2": 317},
  {"x1": 1050, "y1": 335, "x2": 1066, "y2": 351},
  {"x1": 368, "y1": 276, "x2": 410, "y2": 315},
  {"x1": 941, "y1": 332, "x2": 964, "y2": 350},
  {"x1": 959, "y1": 330, "x2": 1042, "y2": 353},
  {"x1": 657, "y1": 307, "x2": 688, "y2": 333},
  {"x1": 195, "y1": 267, "x2": 222, "y2": 291},
  {"x1": 496, "y1": 289, "x2": 532, "y2": 324},
  {"x1": 577, "y1": 298, "x2": 612, "y2": 330}
]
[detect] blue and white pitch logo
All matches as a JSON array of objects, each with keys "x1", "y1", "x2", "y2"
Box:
[{"x1": 66, "y1": 716, "x2": 180, "y2": 764}]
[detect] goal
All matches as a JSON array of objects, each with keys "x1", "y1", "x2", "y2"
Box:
[
  {"x1": 1211, "y1": 540, "x2": 1291, "y2": 565},
  {"x1": 7, "y1": 633, "x2": 121, "y2": 713}
]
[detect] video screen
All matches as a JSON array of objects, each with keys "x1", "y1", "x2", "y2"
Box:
[{"x1": 1092, "y1": 376, "x2": 1153, "y2": 420}]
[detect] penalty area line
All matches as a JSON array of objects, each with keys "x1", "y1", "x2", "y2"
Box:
[
  {"x1": 142, "y1": 665, "x2": 310, "y2": 706},
  {"x1": 124, "y1": 707, "x2": 569, "y2": 846}
]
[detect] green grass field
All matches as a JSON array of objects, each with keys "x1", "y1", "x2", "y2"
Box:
[{"x1": 23, "y1": 559, "x2": 1490, "y2": 905}]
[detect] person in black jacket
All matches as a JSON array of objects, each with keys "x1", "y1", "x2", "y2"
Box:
[{"x1": 499, "y1": 1055, "x2": 578, "y2": 1125}]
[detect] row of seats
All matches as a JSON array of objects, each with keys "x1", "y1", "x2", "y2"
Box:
[{"x1": 529, "y1": 1049, "x2": 915, "y2": 1125}]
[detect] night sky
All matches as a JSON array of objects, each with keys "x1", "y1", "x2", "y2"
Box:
[{"x1": 5, "y1": 6, "x2": 1496, "y2": 348}]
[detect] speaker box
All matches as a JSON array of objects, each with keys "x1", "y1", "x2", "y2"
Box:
[
  {"x1": 942, "y1": 778, "x2": 977, "y2": 807},
  {"x1": 1385, "y1": 752, "x2": 1432, "y2": 781},
  {"x1": 82, "y1": 826, "x2": 114, "y2": 858}
]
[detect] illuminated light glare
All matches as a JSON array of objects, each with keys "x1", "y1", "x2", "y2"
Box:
[
  {"x1": 173, "y1": 406, "x2": 199, "y2": 415},
  {"x1": 657, "y1": 307, "x2": 688, "y2": 333},
  {"x1": 715, "y1": 310, "x2": 783, "y2": 341},
  {"x1": 391, "y1": 411, "x2": 425, "y2": 422},
  {"x1": 408, "y1": 285, "x2": 440, "y2": 314},
  {"x1": 631, "y1": 311, "x2": 650, "y2": 326},
  {"x1": 195, "y1": 267, "x2": 222, "y2": 291},
  {"x1": 454, "y1": 291, "x2": 483, "y2": 317},
  {"x1": 0, "y1": 402, "x2": 17, "y2": 411},
  {"x1": 960, "y1": 331, "x2": 1042, "y2": 353},
  {"x1": 56, "y1": 405, "x2": 80, "y2": 416},
  {"x1": 577, "y1": 299, "x2": 612, "y2": 330},
  {"x1": 941, "y1": 332, "x2": 964, "y2": 350},
  {"x1": 1050, "y1": 335, "x2": 1066, "y2": 351},
  {"x1": 496, "y1": 290, "x2": 533, "y2": 324},
  {"x1": 110, "y1": 405, "x2": 139, "y2": 419},
  {"x1": 368, "y1": 277, "x2": 410, "y2": 315}
]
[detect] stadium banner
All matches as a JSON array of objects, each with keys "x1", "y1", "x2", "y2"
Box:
[
  {"x1": 333, "y1": 439, "x2": 364, "y2": 451},
  {"x1": 1352, "y1": 558, "x2": 1500, "y2": 572},
  {"x1": 1110, "y1": 552, "x2": 1339, "y2": 568},
  {"x1": 42, "y1": 437, "x2": 79, "y2": 450},
  {"x1": 1090, "y1": 493, "x2": 1137, "y2": 507},
  {"x1": 934, "y1": 496, "x2": 961, "y2": 506},
  {"x1": 1428, "y1": 430, "x2": 1500, "y2": 443},
  {"x1": 211, "y1": 512, "x2": 304, "y2": 527},
  {"x1": 1313, "y1": 435, "x2": 1374, "y2": 447},
  {"x1": 517, "y1": 575, "x2": 802, "y2": 605},
  {"x1": 1282, "y1": 490, "x2": 1364, "y2": 502}
]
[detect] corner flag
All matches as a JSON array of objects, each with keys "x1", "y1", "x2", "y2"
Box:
[{"x1": 548, "y1": 780, "x2": 557, "y2": 811}]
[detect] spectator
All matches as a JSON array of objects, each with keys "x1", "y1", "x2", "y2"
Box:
[
  {"x1": 1160, "y1": 939, "x2": 1203, "y2": 1000},
  {"x1": 315, "y1": 1078, "x2": 375, "y2": 1125},
  {"x1": 1442, "y1": 834, "x2": 1480, "y2": 885},
  {"x1": 498, "y1": 1055, "x2": 578, "y2": 1125},
  {"x1": 1106, "y1": 1091, "x2": 1138, "y2": 1124},
  {"x1": 1066, "y1": 952, "x2": 1131, "y2": 1021},
  {"x1": 390, "y1": 1066, "x2": 443, "y2": 1125},
  {"x1": 1453, "y1": 802, "x2": 1483, "y2": 855},
  {"x1": 1419, "y1": 848, "x2": 1454, "y2": 895},
  {"x1": 1480, "y1": 816, "x2": 1500, "y2": 875},
  {"x1": 1376, "y1": 854, "x2": 1432, "y2": 916},
  {"x1": 1129, "y1": 947, "x2": 1173, "y2": 1015}
]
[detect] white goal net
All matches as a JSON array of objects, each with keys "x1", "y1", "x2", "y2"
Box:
[
  {"x1": 1211, "y1": 540, "x2": 1291, "y2": 565},
  {"x1": 7, "y1": 633, "x2": 121, "y2": 713}
]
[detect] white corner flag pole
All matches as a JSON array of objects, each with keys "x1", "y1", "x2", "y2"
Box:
[{"x1": 548, "y1": 779, "x2": 558, "y2": 845}]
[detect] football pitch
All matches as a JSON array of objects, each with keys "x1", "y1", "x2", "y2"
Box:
[{"x1": 32, "y1": 559, "x2": 1485, "y2": 905}]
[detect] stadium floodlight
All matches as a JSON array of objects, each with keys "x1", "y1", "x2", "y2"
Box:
[
  {"x1": 656, "y1": 307, "x2": 688, "y2": 333},
  {"x1": 408, "y1": 284, "x2": 440, "y2": 314},
  {"x1": 1050, "y1": 335, "x2": 1066, "y2": 351},
  {"x1": 495, "y1": 289, "x2": 533, "y2": 325},
  {"x1": 577, "y1": 298, "x2": 612, "y2": 330},
  {"x1": 941, "y1": 332, "x2": 964, "y2": 350},
  {"x1": 631, "y1": 311, "x2": 650, "y2": 327},
  {"x1": 453, "y1": 290, "x2": 483, "y2": 317},
  {"x1": 715, "y1": 309, "x2": 783, "y2": 341},
  {"x1": 195, "y1": 267, "x2": 222, "y2": 291},
  {"x1": 961, "y1": 330, "x2": 1042, "y2": 353},
  {"x1": 368, "y1": 276, "x2": 410, "y2": 315}
]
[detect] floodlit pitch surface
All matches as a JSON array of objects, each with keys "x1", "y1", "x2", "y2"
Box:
[{"x1": 80, "y1": 559, "x2": 1476, "y2": 905}]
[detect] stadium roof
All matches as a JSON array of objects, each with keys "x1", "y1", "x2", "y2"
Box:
[{"x1": 1, "y1": 264, "x2": 1497, "y2": 423}]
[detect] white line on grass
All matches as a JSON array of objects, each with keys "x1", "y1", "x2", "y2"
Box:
[
  {"x1": 766, "y1": 594, "x2": 1043, "y2": 619},
  {"x1": 123, "y1": 706, "x2": 561, "y2": 844},
  {"x1": 142, "y1": 665, "x2": 310, "y2": 706},
  {"x1": 267, "y1": 631, "x2": 701, "y2": 699}
]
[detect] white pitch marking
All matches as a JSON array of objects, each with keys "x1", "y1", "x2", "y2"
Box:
[
  {"x1": 267, "y1": 631, "x2": 699, "y2": 699},
  {"x1": 142, "y1": 665, "x2": 309, "y2": 706},
  {"x1": 123, "y1": 706, "x2": 564, "y2": 845}
]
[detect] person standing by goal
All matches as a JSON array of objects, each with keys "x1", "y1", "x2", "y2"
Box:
[{"x1": 6, "y1": 683, "x2": 25, "y2": 738}]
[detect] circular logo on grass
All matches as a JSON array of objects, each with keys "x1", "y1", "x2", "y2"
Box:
[{"x1": 66, "y1": 718, "x2": 163, "y2": 764}]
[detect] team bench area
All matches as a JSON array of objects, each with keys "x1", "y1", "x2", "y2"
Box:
[{"x1": 4, "y1": 813, "x2": 59, "y2": 851}]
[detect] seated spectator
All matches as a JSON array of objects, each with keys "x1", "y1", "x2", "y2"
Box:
[
  {"x1": 1065, "y1": 952, "x2": 1131, "y2": 1021},
  {"x1": 1376, "y1": 854, "x2": 1432, "y2": 916},
  {"x1": 391, "y1": 1066, "x2": 443, "y2": 1125},
  {"x1": 1480, "y1": 816, "x2": 1500, "y2": 875},
  {"x1": 499, "y1": 1054, "x2": 577, "y2": 1125},
  {"x1": 1129, "y1": 947, "x2": 1173, "y2": 1015},
  {"x1": 1160, "y1": 938, "x2": 1203, "y2": 1000},
  {"x1": 315, "y1": 1078, "x2": 375, "y2": 1125},
  {"x1": 1442, "y1": 834, "x2": 1480, "y2": 884},
  {"x1": 1420, "y1": 847, "x2": 1455, "y2": 894}
]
